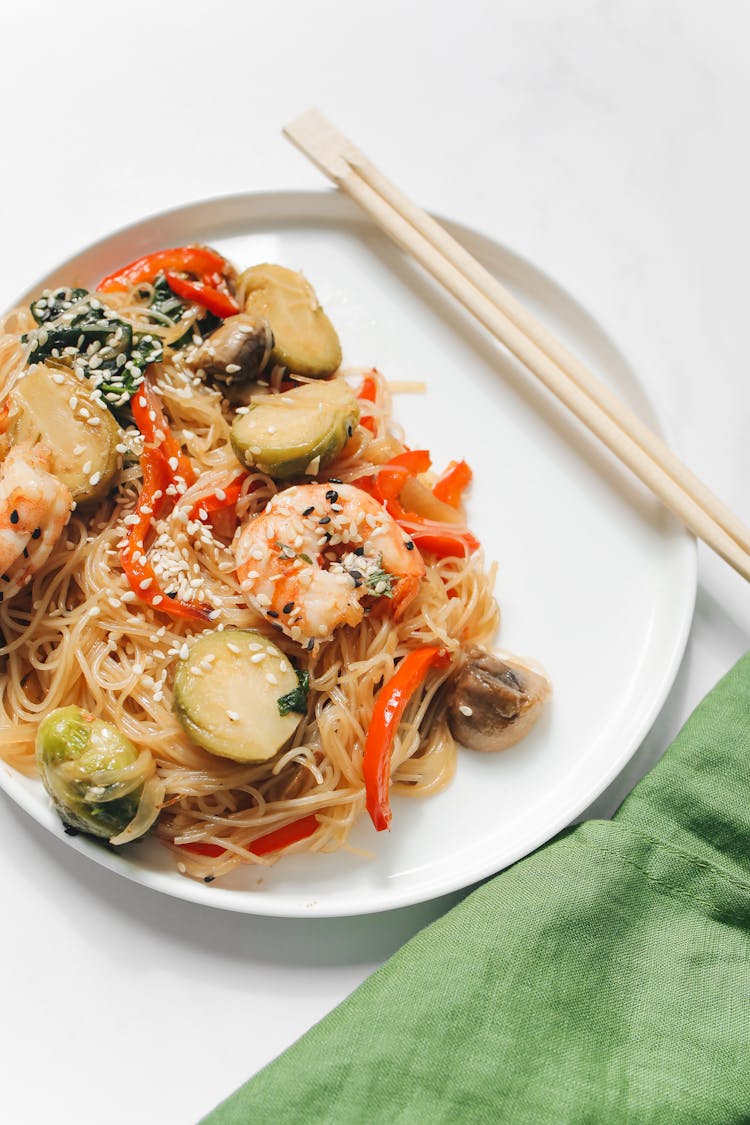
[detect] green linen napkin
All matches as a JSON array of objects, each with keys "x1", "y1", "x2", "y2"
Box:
[{"x1": 202, "y1": 655, "x2": 750, "y2": 1124}]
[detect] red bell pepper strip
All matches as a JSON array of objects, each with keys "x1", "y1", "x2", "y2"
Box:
[
  {"x1": 357, "y1": 373, "x2": 378, "y2": 433},
  {"x1": 121, "y1": 379, "x2": 210, "y2": 621},
  {"x1": 433, "y1": 459, "x2": 473, "y2": 507},
  {"x1": 164, "y1": 271, "x2": 240, "y2": 319},
  {"x1": 189, "y1": 473, "x2": 249, "y2": 522},
  {"x1": 178, "y1": 815, "x2": 319, "y2": 858},
  {"x1": 375, "y1": 449, "x2": 431, "y2": 499},
  {"x1": 97, "y1": 245, "x2": 231, "y2": 293},
  {"x1": 131, "y1": 381, "x2": 196, "y2": 487},
  {"x1": 120, "y1": 451, "x2": 211, "y2": 623},
  {"x1": 401, "y1": 525, "x2": 480, "y2": 558},
  {"x1": 363, "y1": 647, "x2": 451, "y2": 832}
]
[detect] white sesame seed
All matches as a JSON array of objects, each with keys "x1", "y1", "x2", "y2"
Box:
[
  {"x1": 227, "y1": 710, "x2": 240, "y2": 721},
  {"x1": 250, "y1": 652, "x2": 266, "y2": 664},
  {"x1": 122, "y1": 591, "x2": 137, "y2": 602},
  {"x1": 458, "y1": 704, "x2": 473, "y2": 717},
  {"x1": 139, "y1": 578, "x2": 153, "y2": 591}
]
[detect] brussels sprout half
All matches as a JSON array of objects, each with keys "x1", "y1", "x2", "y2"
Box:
[
  {"x1": 36, "y1": 706, "x2": 153, "y2": 841},
  {"x1": 239, "y1": 264, "x2": 342, "y2": 378}
]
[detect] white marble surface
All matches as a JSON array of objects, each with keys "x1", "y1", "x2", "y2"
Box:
[{"x1": 1, "y1": 3, "x2": 749, "y2": 1121}]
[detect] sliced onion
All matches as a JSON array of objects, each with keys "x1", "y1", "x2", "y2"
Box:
[{"x1": 109, "y1": 775, "x2": 165, "y2": 846}]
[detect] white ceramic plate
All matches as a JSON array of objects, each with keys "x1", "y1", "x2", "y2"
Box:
[{"x1": 0, "y1": 191, "x2": 695, "y2": 917}]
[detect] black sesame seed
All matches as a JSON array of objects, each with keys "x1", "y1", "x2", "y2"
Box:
[
  {"x1": 328, "y1": 478, "x2": 342, "y2": 485},
  {"x1": 306, "y1": 638, "x2": 315, "y2": 650},
  {"x1": 318, "y1": 516, "x2": 331, "y2": 525},
  {"x1": 323, "y1": 532, "x2": 332, "y2": 541},
  {"x1": 282, "y1": 602, "x2": 295, "y2": 614},
  {"x1": 267, "y1": 610, "x2": 279, "y2": 619},
  {"x1": 350, "y1": 570, "x2": 362, "y2": 581},
  {"x1": 346, "y1": 425, "x2": 353, "y2": 437},
  {"x1": 22, "y1": 548, "x2": 28, "y2": 559},
  {"x1": 302, "y1": 506, "x2": 315, "y2": 517},
  {"x1": 325, "y1": 490, "x2": 339, "y2": 503},
  {"x1": 353, "y1": 546, "x2": 365, "y2": 556},
  {"x1": 32, "y1": 527, "x2": 41, "y2": 539},
  {"x1": 166, "y1": 591, "x2": 177, "y2": 600},
  {"x1": 10, "y1": 510, "x2": 19, "y2": 525},
  {"x1": 203, "y1": 876, "x2": 215, "y2": 884},
  {"x1": 405, "y1": 540, "x2": 415, "y2": 550},
  {"x1": 1, "y1": 575, "x2": 9, "y2": 583}
]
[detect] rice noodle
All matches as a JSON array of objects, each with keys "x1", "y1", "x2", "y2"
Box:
[{"x1": 0, "y1": 291, "x2": 499, "y2": 883}]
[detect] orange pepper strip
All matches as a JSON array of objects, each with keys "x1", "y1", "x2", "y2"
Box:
[
  {"x1": 432, "y1": 459, "x2": 473, "y2": 507},
  {"x1": 189, "y1": 473, "x2": 250, "y2": 522},
  {"x1": 375, "y1": 449, "x2": 432, "y2": 499},
  {"x1": 363, "y1": 647, "x2": 451, "y2": 832},
  {"x1": 357, "y1": 373, "x2": 378, "y2": 434},
  {"x1": 120, "y1": 451, "x2": 211, "y2": 623},
  {"x1": 97, "y1": 244, "x2": 231, "y2": 293},
  {"x1": 122, "y1": 378, "x2": 211, "y2": 621},
  {"x1": 131, "y1": 380, "x2": 196, "y2": 488},
  {"x1": 178, "y1": 815, "x2": 320, "y2": 859}
]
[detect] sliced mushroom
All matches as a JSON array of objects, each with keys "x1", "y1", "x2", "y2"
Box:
[
  {"x1": 189, "y1": 314, "x2": 273, "y2": 389},
  {"x1": 446, "y1": 647, "x2": 550, "y2": 752}
]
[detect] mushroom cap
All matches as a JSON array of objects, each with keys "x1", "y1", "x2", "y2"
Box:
[{"x1": 446, "y1": 647, "x2": 551, "y2": 752}]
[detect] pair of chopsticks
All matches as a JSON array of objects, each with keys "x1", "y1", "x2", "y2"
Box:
[{"x1": 284, "y1": 109, "x2": 750, "y2": 583}]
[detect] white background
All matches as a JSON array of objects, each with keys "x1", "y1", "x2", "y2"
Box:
[{"x1": 2, "y1": 2, "x2": 749, "y2": 1122}]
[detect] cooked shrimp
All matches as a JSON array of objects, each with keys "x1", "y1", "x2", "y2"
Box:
[
  {"x1": 0, "y1": 443, "x2": 72, "y2": 601},
  {"x1": 234, "y1": 482, "x2": 425, "y2": 646}
]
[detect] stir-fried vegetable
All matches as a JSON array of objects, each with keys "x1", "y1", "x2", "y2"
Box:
[
  {"x1": 231, "y1": 378, "x2": 359, "y2": 479},
  {"x1": 177, "y1": 814, "x2": 319, "y2": 859},
  {"x1": 240, "y1": 264, "x2": 342, "y2": 377},
  {"x1": 433, "y1": 459, "x2": 472, "y2": 507},
  {"x1": 120, "y1": 380, "x2": 210, "y2": 623},
  {"x1": 23, "y1": 287, "x2": 161, "y2": 410},
  {"x1": 97, "y1": 245, "x2": 232, "y2": 294},
  {"x1": 363, "y1": 647, "x2": 450, "y2": 831},
  {"x1": 173, "y1": 630, "x2": 304, "y2": 762},
  {"x1": 7, "y1": 365, "x2": 120, "y2": 504},
  {"x1": 36, "y1": 706, "x2": 161, "y2": 843}
]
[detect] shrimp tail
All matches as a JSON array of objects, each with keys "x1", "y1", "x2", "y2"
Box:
[{"x1": 392, "y1": 575, "x2": 421, "y2": 621}]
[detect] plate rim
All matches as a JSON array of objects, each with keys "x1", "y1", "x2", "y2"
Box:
[{"x1": 0, "y1": 188, "x2": 697, "y2": 918}]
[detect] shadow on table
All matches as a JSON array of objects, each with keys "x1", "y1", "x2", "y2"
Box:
[{"x1": 4, "y1": 792, "x2": 468, "y2": 968}]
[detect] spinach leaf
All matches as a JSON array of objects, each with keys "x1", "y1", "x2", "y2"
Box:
[{"x1": 277, "y1": 669, "x2": 310, "y2": 717}]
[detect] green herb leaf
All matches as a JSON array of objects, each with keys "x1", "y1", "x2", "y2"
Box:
[
  {"x1": 277, "y1": 669, "x2": 310, "y2": 717},
  {"x1": 365, "y1": 558, "x2": 394, "y2": 599}
]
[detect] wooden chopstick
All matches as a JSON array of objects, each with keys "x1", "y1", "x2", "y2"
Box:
[{"x1": 283, "y1": 109, "x2": 750, "y2": 583}]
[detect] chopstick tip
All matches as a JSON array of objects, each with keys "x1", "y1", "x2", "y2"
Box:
[{"x1": 282, "y1": 109, "x2": 351, "y2": 182}]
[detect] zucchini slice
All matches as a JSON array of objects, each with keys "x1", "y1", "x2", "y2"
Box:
[
  {"x1": 173, "y1": 629, "x2": 304, "y2": 763},
  {"x1": 7, "y1": 365, "x2": 120, "y2": 504},
  {"x1": 240, "y1": 264, "x2": 341, "y2": 377},
  {"x1": 230, "y1": 378, "x2": 359, "y2": 480}
]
